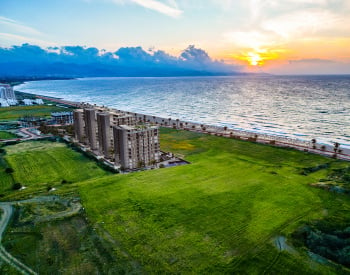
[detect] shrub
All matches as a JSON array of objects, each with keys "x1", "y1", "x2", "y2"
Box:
[
  {"x1": 5, "y1": 167, "x2": 14, "y2": 173},
  {"x1": 12, "y1": 182, "x2": 22, "y2": 190}
]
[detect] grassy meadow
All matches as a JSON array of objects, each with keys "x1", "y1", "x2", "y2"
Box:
[
  {"x1": 0, "y1": 141, "x2": 110, "y2": 197},
  {"x1": 0, "y1": 128, "x2": 349, "y2": 273},
  {"x1": 0, "y1": 131, "x2": 17, "y2": 139},
  {"x1": 79, "y1": 128, "x2": 350, "y2": 274},
  {"x1": 0, "y1": 105, "x2": 72, "y2": 122}
]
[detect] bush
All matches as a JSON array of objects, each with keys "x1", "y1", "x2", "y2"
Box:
[
  {"x1": 12, "y1": 182, "x2": 22, "y2": 190},
  {"x1": 5, "y1": 167, "x2": 14, "y2": 173}
]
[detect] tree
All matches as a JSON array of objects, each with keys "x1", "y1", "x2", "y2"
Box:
[
  {"x1": 12, "y1": 182, "x2": 22, "y2": 190},
  {"x1": 312, "y1": 138, "x2": 317, "y2": 149},
  {"x1": 5, "y1": 167, "x2": 14, "y2": 174},
  {"x1": 334, "y1": 142, "x2": 340, "y2": 153}
]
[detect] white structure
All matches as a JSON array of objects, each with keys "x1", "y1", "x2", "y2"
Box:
[
  {"x1": 23, "y1": 99, "x2": 33, "y2": 106},
  {"x1": 0, "y1": 98, "x2": 10, "y2": 107},
  {"x1": 0, "y1": 84, "x2": 18, "y2": 107},
  {"x1": 34, "y1": 98, "x2": 44, "y2": 104}
]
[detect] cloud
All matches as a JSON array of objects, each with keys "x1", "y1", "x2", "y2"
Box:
[
  {"x1": 180, "y1": 45, "x2": 211, "y2": 63},
  {"x1": 224, "y1": 30, "x2": 279, "y2": 50},
  {"x1": 0, "y1": 44, "x2": 240, "y2": 77},
  {"x1": 110, "y1": 0, "x2": 183, "y2": 17},
  {"x1": 0, "y1": 33, "x2": 54, "y2": 47},
  {"x1": 288, "y1": 58, "x2": 335, "y2": 64},
  {"x1": 0, "y1": 16, "x2": 41, "y2": 36},
  {"x1": 261, "y1": 9, "x2": 342, "y2": 39},
  {"x1": 224, "y1": 3, "x2": 350, "y2": 53}
]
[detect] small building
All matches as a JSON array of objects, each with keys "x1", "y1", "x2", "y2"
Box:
[
  {"x1": 19, "y1": 116, "x2": 47, "y2": 127},
  {"x1": 0, "y1": 98, "x2": 10, "y2": 107},
  {"x1": 51, "y1": 111, "x2": 74, "y2": 125},
  {"x1": 23, "y1": 99, "x2": 33, "y2": 106},
  {"x1": 34, "y1": 98, "x2": 44, "y2": 105}
]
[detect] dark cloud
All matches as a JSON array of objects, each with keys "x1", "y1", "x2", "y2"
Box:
[
  {"x1": 289, "y1": 58, "x2": 335, "y2": 64},
  {"x1": 0, "y1": 44, "x2": 241, "y2": 77}
]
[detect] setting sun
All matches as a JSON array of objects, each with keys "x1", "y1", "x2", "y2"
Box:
[
  {"x1": 231, "y1": 48, "x2": 286, "y2": 67},
  {"x1": 247, "y1": 52, "x2": 262, "y2": 66}
]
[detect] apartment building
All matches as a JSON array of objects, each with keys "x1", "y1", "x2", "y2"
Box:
[
  {"x1": 0, "y1": 83, "x2": 17, "y2": 107},
  {"x1": 84, "y1": 108, "x2": 98, "y2": 150},
  {"x1": 73, "y1": 109, "x2": 85, "y2": 143},
  {"x1": 97, "y1": 112, "x2": 112, "y2": 158},
  {"x1": 73, "y1": 106, "x2": 159, "y2": 169},
  {"x1": 113, "y1": 125, "x2": 160, "y2": 170}
]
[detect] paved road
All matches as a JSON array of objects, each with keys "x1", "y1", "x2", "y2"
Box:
[
  {"x1": 0, "y1": 196, "x2": 81, "y2": 274},
  {"x1": 0, "y1": 127, "x2": 52, "y2": 143},
  {"x1": 0, "y1": 203, "x2": 37, "y2": 275}
]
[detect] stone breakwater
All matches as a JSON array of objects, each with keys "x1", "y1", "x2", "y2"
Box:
[{"x1": 35, "y1": 95, "x2": 350, "y2": 161}]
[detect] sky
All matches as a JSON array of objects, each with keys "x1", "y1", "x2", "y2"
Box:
[{"x1": 1, "y1": 0, "x2": 350, "y2": 74}]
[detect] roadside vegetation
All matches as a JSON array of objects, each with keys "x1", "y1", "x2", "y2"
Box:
[{"x1": 0, "y1": 128, "x2": 349, "y2": 273}]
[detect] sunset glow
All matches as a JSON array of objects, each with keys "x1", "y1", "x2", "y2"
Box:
[
  {"x1": 232, "y1": 48, "x2": 284, "y2": 67},
  {"x1": 0, "y1": 0, "x2": 350, "y2": 74}
]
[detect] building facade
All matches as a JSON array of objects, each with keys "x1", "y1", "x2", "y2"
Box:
[
  {"x1": 73, "y1": 109, "x2": 85, "y2": 143},
  {"x1": 97, "y1": 112, "x2": 112, "y2": 158},
  {"x1": 51, "y1": 111, "x2": 73, "y2": 125},
  {"x1": 113, "y1": 125, "x2": 160, "y2": 170},
  {"x1": 84, "y1": 108, "x2": 98, "y2": 150}
]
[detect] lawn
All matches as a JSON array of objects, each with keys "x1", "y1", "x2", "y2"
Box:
[
  {"x1": 79, "y1": 128, "x2": 350, "y2": 274},
  {"x1": 3, "y1": 141, "x2": 111, "y2": 195},
  {"x1": 0, "y1": 105, "x2": 72, "y2": 121},
  {"x1": 0, "y1": 131, "x2": 17, "y2": 139}
]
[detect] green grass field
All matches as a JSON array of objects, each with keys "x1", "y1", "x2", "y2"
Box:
[
  {"x1": 0, "y1": 105, "x2": 72, "y2": 121},
  {"x1": 1, "y1": 129, "x2": 349, "y2": 273},
  {"x1": 1, "y1": 141, "x2": 110, "y2": 197},
  {"x1": 0, "y1": 131, "x2": 17, "y2": 139},
  {"x1": 79, "y1": 128, "x2": 350, "y2": 274}
]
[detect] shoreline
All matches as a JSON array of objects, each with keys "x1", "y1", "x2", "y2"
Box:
[{"x1": 26, "y1": 93, "x2": 350, "y2": 161}]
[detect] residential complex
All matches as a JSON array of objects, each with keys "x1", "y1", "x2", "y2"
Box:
[
  {"x1": 0, "y1": 83, "x2": 17, "y2": 107},
  {"x1": 73, "y1": 106, "x2": 160, "y2": 170}
]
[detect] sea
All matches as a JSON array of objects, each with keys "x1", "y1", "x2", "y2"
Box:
[{"x1": 17, "y1": 75, "x2": 350, "y2": 148}]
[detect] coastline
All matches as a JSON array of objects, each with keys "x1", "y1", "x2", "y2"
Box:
[
  {"x1": 1, "y1": 76, "x2": 75, "y2": 87},
  {"x1": 28, "y1": 93, "x2": 350, "y2": 161}
]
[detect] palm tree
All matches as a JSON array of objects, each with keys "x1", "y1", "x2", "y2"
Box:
[
  {"x1": 334, "y1": 142, "x2": 340, "y2": 153},
  {"x1": 311, "y1": 138, "x2": 316, "y2": 149}
]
